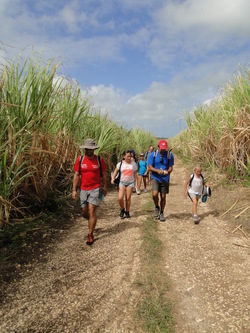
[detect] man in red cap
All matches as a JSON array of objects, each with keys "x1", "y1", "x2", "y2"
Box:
[{"x1": 148, "y1": 139, "x2": 174, "y2": 221}]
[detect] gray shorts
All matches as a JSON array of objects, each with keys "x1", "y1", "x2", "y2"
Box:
[
  {"x1": 119, "y1": 180, "x2": 135, "y2": 188},
  {"x1": 80, "y1": 188, "x2": 101, "y2": 208},
  {"x1": 152, "y1": 179, "x2": 169, "y2": 194},
  {"x1": 188, "y1": 192, "x2": 201, "y2": 200}
]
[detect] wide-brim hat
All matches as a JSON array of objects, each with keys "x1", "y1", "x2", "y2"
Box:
[{"x1": 80, "y1": 138, "x2": 99, "y2": 150}]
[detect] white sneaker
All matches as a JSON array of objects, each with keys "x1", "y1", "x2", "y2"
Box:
[
  {"x1": 193, "y1": 215, "x2": 199, "y2": 224},
  {"x1": 144, "y1": 189, "x2": 147, "y2": 193},
  {"x1": 136, "y1": 189, "x2": 140, "y2": 195}
]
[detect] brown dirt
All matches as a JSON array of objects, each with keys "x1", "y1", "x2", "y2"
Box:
[{"x1": 0, "y1": 157, "x2": 249, "y2": 332}]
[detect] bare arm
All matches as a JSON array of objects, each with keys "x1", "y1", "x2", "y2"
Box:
[
  {"x1": 148, "y1": 164, "x2": 172, "y2": 176},
  {"x1": 184, "y1": 176, "x2": 191, "y2": 197},
  {"x1": 72, "y1": 171, "x2": 80, "y2": 200},
  {"x1": 102, "y1": 171, "x2": 108, "y2": 196},
  {"x1": 111, "y1": 167, "x2": 118, "y2": 184}
]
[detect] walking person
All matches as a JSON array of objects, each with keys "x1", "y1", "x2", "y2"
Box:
[
  {"x1": 184, "y1": 164, "x2": 208, "y2": 224},
  {"x1": 148, "y1": 140, "x2": 174, "y2": 222},
  {"x1": 130, "y1": 150, "x2": 139, "y2": 193},
  {"x1": 72, "y1": 138, "x2": 108, "y2": 245},
  {"x1": 111, "y1": 150, "x2": 138, "y2": 219},
  {"x1": 137, "y1": 152, "x2": 148, "y2": 194},
  {"x1": 145, "y1": 145, "x2": 154, "y2": 185}
]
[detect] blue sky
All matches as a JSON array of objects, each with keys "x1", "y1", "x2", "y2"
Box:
[{"x1": 0, "y1": 0, "x2": 249, "y2": 137}]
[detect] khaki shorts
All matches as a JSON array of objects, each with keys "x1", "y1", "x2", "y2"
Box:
[
  {"x1": 80, "y1": 188, "x2": 101, "y2": 208},
  {"x1": 152, "y1": 179, "x2": 169, "y2": 194}
]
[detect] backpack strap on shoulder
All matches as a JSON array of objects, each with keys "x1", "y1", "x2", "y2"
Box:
[
  {"x1": 153, "y1": 150, "x2": 158, "y2": 167},
  {"x1": 79, "y1": 155, "x2": 84, "y2": 175},
  {"x1": 97, "y1": 155, "x2": 102, "y2": 178},
  {"x1": 189, "y1": 173, "x2": 194, "y2": 187},
  {"x1": 79, "y1": 155, "x2": 102, "y2": 178}
]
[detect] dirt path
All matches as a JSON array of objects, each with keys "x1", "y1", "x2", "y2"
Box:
[
  {"x1": 0, "y1": 158, "x2": 249, "y2": 332},
  {"x1": 159, "y1": 159, "x2": 250, "y2": 333}
]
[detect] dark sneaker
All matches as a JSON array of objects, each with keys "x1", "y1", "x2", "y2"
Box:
[
  {"x1": 125, "y1": 211, "x2": 131, "y2": 219},
  {"x1": 160, "y1": 213, "x2": 166, "y2": 222},
  {"x1": 86, "y1": 233, "x2": 94, "y2": 245},
  {"x1": 154, "y1": 207, "x2": 160, "y2": 218},
  {"x1": 120, "y1": 208, "x2": 125, "y2": 219}
]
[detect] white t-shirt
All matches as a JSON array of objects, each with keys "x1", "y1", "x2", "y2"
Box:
[
  {"x1": 117, "y1": 160, "x2": 137, "y2": 184},
  {"x1": 188, "y1": 174, "x2": 203, "y2": 195}
]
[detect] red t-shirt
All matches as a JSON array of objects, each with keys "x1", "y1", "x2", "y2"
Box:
[{"x1": 74, "y1": 155, "x2": 107, "y2": 190}]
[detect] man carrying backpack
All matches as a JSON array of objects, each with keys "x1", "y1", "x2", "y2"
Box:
[
  {"x1": 148, "y1": 139, "x2": 174, "y2": 222},
  {"x1": 72, "y1": 138, "x2": 108, "y2": 245}
]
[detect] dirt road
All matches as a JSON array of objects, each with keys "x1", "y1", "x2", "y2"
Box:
[{"x1": 0, "y1": 158, "x2": 249, "y2": 332}]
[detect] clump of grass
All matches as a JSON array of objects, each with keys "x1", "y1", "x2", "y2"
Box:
[
  {"x1": 136, "y1": 209, "x2": 174, "y2": 332},
  {"x1": 0, "y1": 51, "x2": 157, "y2": 228},
  {"x1": 171, "y1": 65, "x2": 250, "y2": 181}
]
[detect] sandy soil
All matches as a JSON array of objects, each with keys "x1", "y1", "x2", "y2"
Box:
[{"x1": 0, "y1": 157, "x2": 249, "y2": 332}]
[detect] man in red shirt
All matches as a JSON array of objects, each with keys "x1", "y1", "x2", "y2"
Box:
[{"x1": 72, "y1": 138, "x2": 108, "y2": 245}]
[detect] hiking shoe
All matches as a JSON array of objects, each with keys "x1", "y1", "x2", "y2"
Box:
[
  {"x1": 160, "y1": 213, "x2": 166, "y2": 222},
  {"x1": 125, "y1": 211, "x2": 131, "y2": 219},
  {"x1": 86, "y1": 233, "x2": 94, "y2": 245},
  {"x1": 120, "y1": 208, "x2": 125, "y2": 219},
  {"x1": 154, "y1": 207, "x2": 160, "y2": 218},
  {"x1": 193, "y1": 215, "x2": 199, "y2": 224}
]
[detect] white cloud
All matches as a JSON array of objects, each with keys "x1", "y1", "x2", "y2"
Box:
[{"x1": 0, "y1": 0, "x2": 249, "y2": 138}]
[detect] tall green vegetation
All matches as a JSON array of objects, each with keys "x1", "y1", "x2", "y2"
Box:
[
  {"x1": 172, "y1": 66, "x2": 250, "y2": 180},
  {"x1": 0, "y1": 53, "x2": 156, "y2": 227}
]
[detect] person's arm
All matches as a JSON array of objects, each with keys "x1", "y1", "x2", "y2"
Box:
[
  {"x1": 102, "y1": 171, "x2": 108, "y2": 196},
  {"x1": 72, "y1": 171, "x2": 80, "y2": 200},
  {"x1": 148, "y1": 164, "x2": 165, "y2": 175},
  {"x1": 184, "y1": 176, "x2": 191, "y2": 198},
  {"x1": 111, "y1": 167, "x2": 118, "y2": 184}
]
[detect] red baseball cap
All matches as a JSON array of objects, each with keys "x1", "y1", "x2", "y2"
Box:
[{"x1": 158, "y1": 139, "x2": 167, "y2": 150}]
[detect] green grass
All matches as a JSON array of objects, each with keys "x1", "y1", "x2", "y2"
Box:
[{"x1": 136, "y1": 201, "x2": 174, "y2": 332}]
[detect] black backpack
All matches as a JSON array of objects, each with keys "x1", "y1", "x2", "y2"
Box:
[{"x1": 152, "y1": 149, "x2": 172, "y2": 168}]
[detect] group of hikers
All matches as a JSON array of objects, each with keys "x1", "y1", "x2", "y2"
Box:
[{"x1": 72, "y1": 138, "x2": 208, "y2": 245}]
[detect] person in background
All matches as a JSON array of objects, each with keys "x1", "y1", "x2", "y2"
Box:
[
  {"x1": 72, "y1": 138, "x2": 108, "y2": 245},
  {"x1": 184, "y1": 164, "x2": 207, "y2": 224},
  {"x1": 111, "y1": 150, "x2": 138, "y2": 219},
  {"x1": 130, "y1": 150, "x2": 139, "y2": 193},
  {"x1": 148, "y1": 140, "x2": 174, "y2": 222},
  {"x1": 145, "y1": 145, "x2": 154, "y2": 185},
  {"x1": 137, "y1": 152, "x2": 148, "y2": 194}
]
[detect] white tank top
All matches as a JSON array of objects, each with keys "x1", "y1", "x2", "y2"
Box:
[{"x1": 188, "y1": 174, "x2": 203, "y2": 195}]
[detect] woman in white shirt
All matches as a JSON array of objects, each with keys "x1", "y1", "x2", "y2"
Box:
[
  {"x1": 111, "y1": 150, "x2": 138, "y2": 219},
  {"x1": 184, "y1": 165, "x2": 207, "y2": 224}
]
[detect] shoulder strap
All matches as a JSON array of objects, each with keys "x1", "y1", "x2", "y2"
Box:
[
  {"x1": 79, "y1": 155, "x2": 84, "y2": 175},
  {"x1": 79, "y1": 155, "x2": 102, "y2": 178},
  {"x1": 97, "y1": 155, "x2": 102, "y2": 178},
  {"x1": 153, "y1": 150, "x2": 158, "y2": 167},
  {"x1": 118, "y1": 159, "x2": 123, "y2": 171},
  {"x1": 189, "y1": 174, "x2": 194, "y2": 187}
]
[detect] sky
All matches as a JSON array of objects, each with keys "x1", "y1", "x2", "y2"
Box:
[{"x1": 0, "y1": 0, "x2": 249, "y2": 138}]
